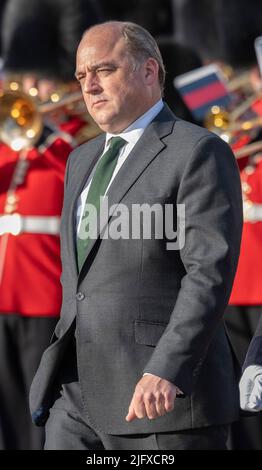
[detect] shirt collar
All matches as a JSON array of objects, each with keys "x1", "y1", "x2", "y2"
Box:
[{"x1": 105, "y1": 99, "x2": 164, "y2": 149}]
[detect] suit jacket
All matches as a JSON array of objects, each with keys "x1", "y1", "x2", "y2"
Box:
[{"x1": 30, "y1": 104, "x2": 243, "y2": 435}]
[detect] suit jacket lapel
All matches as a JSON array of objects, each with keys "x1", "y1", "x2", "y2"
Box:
[{"x1": 77, "y1": 104, "x2": 177, "y2": 277}]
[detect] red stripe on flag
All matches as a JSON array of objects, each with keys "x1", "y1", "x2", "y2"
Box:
[
  {"x1": 183, "y1": 81, "x2": 228, "y2": 110},
  {"x1": 252, "y1": 98, "x2": 262, "y2": 117}
]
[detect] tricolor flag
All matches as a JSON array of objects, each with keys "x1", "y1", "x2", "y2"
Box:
[{"x1": 174, "y1": 64, "x2": 232, "y2": 121}]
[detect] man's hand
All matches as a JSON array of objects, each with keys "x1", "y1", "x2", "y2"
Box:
[
  {"x1": 240, "y1": 366, "x2": 262, "y2": 412},
  {"x1": 125, "y1": 374, "x2": 178, "y2": 422}
]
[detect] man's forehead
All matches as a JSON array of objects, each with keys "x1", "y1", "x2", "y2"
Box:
[
  {"x1": 84, "y1": 24, "x2": 123, "y2": 43},
  {"x1": 77, "y1": 45, "x2": 100, "y2": 63},
  {"x1": 76, "y1": 34, "x2": 126, "y2": 67}
]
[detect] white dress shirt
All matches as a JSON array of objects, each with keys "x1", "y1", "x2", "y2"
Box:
[{"x1": 76, "y1": 99, "x2": 164, "y2": 234}]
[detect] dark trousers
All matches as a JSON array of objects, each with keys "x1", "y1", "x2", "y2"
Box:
[
  {"x1": 45, "y1": 406, "x2": 228, "y2": 450},
  {"x1": 44, "y1": 339, "x2": 228, "y2": 450},
  {"x1": 0, "y1": 314, "x2": 58, "y2": 450}
]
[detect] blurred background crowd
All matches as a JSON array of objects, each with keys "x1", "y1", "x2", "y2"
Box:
[{"x1": 0, "y1": 0, "x2": 262, "y2": 450}]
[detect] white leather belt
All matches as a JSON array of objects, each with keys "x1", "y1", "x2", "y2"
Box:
[
  {"x1": 243, "y1": 202, "x2": 262, "y2": 223},
  {"x1": 0, "y1": 214, "x2": 60, "y2": 235}
]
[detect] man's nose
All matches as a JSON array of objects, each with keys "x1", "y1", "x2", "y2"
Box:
[{"x1": 83, "y1": 73, "x2": 100, "y2": 94}]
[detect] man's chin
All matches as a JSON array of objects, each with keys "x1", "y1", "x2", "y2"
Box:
[
  {"x1": 91, "y1": 111, "x2": 111, "y2": 124},
  {"x1": 92, "y1": 115, "x2": 119, "y2": 133}
]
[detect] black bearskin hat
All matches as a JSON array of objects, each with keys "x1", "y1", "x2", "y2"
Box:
[
  {"x1": 1, "y1": 0, "x2": 103, "y2": 80},
  {"x1": 173, "y1": 0, "x2": 262, "y2": 68},
  {"x1": 0, "y1": 0, "x2": 8, "y2": 58}
]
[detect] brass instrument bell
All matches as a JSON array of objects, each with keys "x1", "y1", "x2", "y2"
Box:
[
  {"x1": 0, "y1": 89, "x2": 43, "y2": 151},
  {"x1": 204, "y1": 105, "x2": 230, "y2": 132}
]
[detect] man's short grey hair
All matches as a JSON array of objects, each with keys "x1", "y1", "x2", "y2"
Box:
[
  {"x1": 121, "y1": 22, "x2": 166, "y2": 93},
  {"x1": 83, "y1": 21, "x2": 166, "y2": 93}
]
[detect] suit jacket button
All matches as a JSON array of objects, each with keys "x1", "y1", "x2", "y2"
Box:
[{"x1": 76, "y1": 292, "x2": 85, "y2": 301}]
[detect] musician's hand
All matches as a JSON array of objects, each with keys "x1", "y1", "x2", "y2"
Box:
[{"x1": 240, "y1": 366, "x2": 262, "y2": 412}]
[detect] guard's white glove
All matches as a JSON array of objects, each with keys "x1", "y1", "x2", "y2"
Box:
[{"x1": 239, "y1": 365, "x2": 262, "y2": 412}]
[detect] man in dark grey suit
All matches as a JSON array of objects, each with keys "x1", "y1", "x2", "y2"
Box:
[{"x1": 30, "y1": 21, "x2": 243, "y2": 450}]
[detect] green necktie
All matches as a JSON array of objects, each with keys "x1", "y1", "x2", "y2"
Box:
[{"x1": 77, "y1": 136, "x2": 126, "y2": 271}]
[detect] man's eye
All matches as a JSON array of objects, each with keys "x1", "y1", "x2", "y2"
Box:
[{"x1": 97, "y1": 68, "x2": 114, "y2": 74}]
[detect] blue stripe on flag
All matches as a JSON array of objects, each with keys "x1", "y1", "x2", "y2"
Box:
[
  {"x1": 177, "y1": 73, "x2": 224, "y2": 95},
  {"x1": 191, "y1": 96, "x2": 231, "y2": 121}
]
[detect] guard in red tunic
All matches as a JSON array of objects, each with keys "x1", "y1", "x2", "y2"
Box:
[
  {"x1": 230, "y1": 151, "x2": 262, "y2": 306},
  {"x1": 0, "y1": 0, "x2": 101, "y2": 450},
  {"x1": 224, "y1": 95, "x2": 262, "y2": 363},
  {"x1": 224, "y1": 119, "x2": 262, "y2": 451}
]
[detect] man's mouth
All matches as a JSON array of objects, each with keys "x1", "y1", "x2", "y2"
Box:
[{"x1": 92, "y1": 100, "x2": 107, "y2": 108}]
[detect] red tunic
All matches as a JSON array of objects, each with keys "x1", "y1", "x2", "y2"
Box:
[
  {"x1": 229, "y1": 155, "x2": 262, "y2": 304},
  {"x1": 0, "y1": 117, "x2": 86, "y2": 317},
  {"x1": 229, "y1": 98, "x2": 262, "y2": 304}
]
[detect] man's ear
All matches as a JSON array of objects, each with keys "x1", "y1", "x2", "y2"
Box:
[{"x1": 144, "y1": 58, "x2": 159, "y2": 86}]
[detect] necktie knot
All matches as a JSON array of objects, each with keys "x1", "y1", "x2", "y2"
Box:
[{"x1": 108, "y1": 136, "x2": 127, "y2": 154}]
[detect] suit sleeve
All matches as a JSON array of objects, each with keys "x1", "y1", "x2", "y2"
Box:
[
  {"x1": 243, "y1": 314, "x2": 262, "y2": 370},
  {"x1": 143, "y1": 135, "x2": 243, "y2": 395}
]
